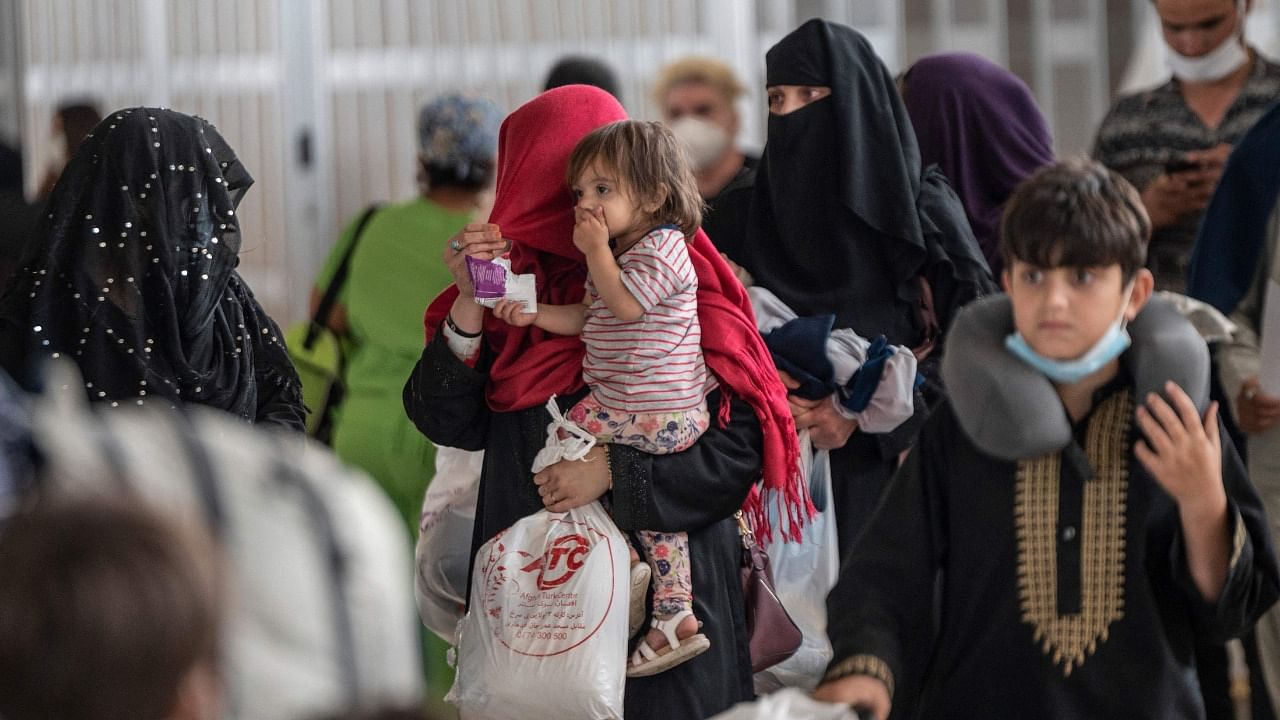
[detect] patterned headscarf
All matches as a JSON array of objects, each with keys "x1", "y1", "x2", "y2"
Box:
[
  {"x1": 417, "y1": 93, "x2": 503, "y2": 184},
  {"x1": 0, "y1": 108, "x2": 302, "y2": 428}
]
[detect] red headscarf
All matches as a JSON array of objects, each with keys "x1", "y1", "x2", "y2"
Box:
[{"x1": 424, "y1": 85, "x2": 807, "y2": 539}]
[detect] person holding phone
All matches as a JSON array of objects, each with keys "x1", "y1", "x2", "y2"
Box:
[{"x1": 1092, "y1": 0, "x2": 1280, "y2": 293}]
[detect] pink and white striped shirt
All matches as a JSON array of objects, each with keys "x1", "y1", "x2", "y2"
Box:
[{"x1": 582, "y1": 226, "x2": 708, "y2": 414}]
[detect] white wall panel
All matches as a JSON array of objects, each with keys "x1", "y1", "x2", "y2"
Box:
[{"x1": 13, "y1": 0, "x2": 1167, "y2": 324}]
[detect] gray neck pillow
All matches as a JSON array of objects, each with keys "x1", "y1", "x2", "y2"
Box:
[{"x1": 941, "y1": 294, "x2": 1210, "y2": 461}]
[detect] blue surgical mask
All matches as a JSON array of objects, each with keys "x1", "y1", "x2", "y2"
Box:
[{"x1": 1004, "y1": 292, "x2": 1134, "y2": 384}]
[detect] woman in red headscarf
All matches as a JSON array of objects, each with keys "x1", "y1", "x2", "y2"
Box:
[{"x1": 404, "y1": 86, "x2": 800, "y2": 717}]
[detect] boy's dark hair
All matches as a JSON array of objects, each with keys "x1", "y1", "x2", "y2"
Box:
[
  {"x1": 1001, "y1": 157, "x2": 1150, "y2": 280},
  {"x1": 0, "y1": 498, "x2": 222, "y2": 720},
  {"x1": 566, "y1": 119, "x2": 705, "y2": 238}
]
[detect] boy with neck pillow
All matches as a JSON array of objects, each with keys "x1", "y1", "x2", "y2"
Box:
[{"x1": 814, "y1": 158, "x2": 1279, "y2": 719}]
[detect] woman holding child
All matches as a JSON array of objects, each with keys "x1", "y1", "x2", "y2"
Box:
[{"x1": 403, "y1": 85, "x2": 800, "y2": 718}]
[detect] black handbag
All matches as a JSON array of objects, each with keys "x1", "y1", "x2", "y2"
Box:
[
  {"x1": 736, "y1": 511, "x2": 803, "y2": 673},
  {"x1": 286, "y1": 204, "x2": 381, "y2": 444}
]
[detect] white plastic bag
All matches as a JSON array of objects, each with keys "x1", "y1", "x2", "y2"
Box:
[
  {"x1": 755, "y1": 431, "x2": 841, "y2": 693},
  {"x1": 448, "y1": 501, "x2": 628, "y2": 720},
  {"x1": 415, "y1": 446, "x2": 484, "y2": 641},
  {"x1": 710, "y1": 688, "x2": 862, "y2": 720}
]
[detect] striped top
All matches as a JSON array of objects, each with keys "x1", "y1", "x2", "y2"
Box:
[{"x1": 582, "y1": 226, "x2": 708, "y2": 413}]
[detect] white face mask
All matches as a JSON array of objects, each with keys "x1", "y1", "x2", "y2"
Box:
[
  {"x1": 1165, "y1": 2, "x2": 1248, "y2": 83},
  {"x1": 669, "y1": 116, "x2": 730, "y2": 173}
]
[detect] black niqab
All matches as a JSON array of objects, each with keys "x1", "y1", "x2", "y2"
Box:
[
  {"x1": 741, "y1": 19, "x2": 993, "y2": 343},
  {"x1": 0, "y1": 108, "x2": 299, "y2": 424}
]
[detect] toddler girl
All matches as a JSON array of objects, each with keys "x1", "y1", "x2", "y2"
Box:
[{"x1": 493, "y1": 119, "x2": 711, "y2": 677}]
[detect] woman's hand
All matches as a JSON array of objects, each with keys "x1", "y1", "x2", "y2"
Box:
[
  {"x1": 812, "y1": 675, "x2": 891, "y2": 720},
  {"x1": 534, "y1": 445, "x2": 611, "y2": 512},
  {"x1": 795, "y1": 399, "x2": 859, "y2": 450},
  {"x1": 778, "y1": 370, "x2": 822, "y2": 420},
  {"x1": 1236, "y1": 376, "x2": 1280, "y2": 434},
  {"x1": 720, "y1": 252, "x2": 753, "y2": 287},
  {"x1": 444, "y1": 222, "x2": 507, "y2": 296}
]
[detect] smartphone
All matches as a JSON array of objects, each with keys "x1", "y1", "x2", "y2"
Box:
[{"x1": 1164, "y1": 156, "x2": 1200, "y2": 174}]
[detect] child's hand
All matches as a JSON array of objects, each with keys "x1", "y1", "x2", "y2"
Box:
[
  {"x1": 1135, "y1": 381, "x2": 1225, "y2": 513},
  {"x1": 493, "y1": 300, "x2": 537, "y2": 327},
  {"x1": 573, "y1": 207, "x2": 610, "y2": 256}
]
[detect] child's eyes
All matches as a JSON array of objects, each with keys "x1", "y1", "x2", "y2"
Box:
[
  {"x1": 1072, "y1": 269, "x2": 1096, "y2": 285},
  {"x1": 571, "y1": 188, "x2": 583, "y2": 199},
  {"x1": 596, "y1": 185, "x2": 610, "y2": 196},
  {"x1": 1021, "y1": 269, "x2": 1043, "y2": 284}
]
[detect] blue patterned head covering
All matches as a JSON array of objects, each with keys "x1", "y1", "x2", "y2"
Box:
[{"x1": 417, "y1": 93, "x2": 502, "y2": 184}]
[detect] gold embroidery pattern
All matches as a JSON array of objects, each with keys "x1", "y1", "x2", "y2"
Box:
[
  {"x1": 823, "y1": 654, "x2": 896, "y2": 698},
  {"x1": 1015, "y1": 389, "x2": 1131, "y2": 676}
]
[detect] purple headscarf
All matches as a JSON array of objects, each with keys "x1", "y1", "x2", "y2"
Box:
[{"x1": 903, "y1": 52, "x2": 1054, "y2": 276}]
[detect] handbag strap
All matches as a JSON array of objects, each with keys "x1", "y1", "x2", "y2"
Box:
[
  {"x1": 305, "y1": 204, "x2": 383, "y2": 350},
  {"x1": 734, "y1": 510, "x2": 756, "y2": 550}
]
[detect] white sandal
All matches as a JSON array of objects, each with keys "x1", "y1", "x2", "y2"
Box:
[
  {"x1": 629, "y1": 561, "x2": 651, "y2": 639},
  {"x1": 626, "y1": 609, "x2": 710, "y2": 678},
  {"x1": 530, "y1": 395, "x2": 597, "y2": 473}
]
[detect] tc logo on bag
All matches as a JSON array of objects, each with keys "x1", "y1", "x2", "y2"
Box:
[{"x1": 479, "y1": 515, "x2": 617, "y2": 657}]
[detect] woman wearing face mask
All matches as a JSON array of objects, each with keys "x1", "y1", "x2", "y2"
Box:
[
  {"x1": 1093, "y1": 0, "x2": 1280, "y2": 294},
  {"x1": 732, "y1": 19, "x2": 996, "y2": 560},
  {"x1": 653, "y1": 57, "x2": 757, "y2": 260}
]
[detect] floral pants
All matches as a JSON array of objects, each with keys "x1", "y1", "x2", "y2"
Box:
[{"x1": 567, "y1": 393, "x2": 709, "y2": 616}]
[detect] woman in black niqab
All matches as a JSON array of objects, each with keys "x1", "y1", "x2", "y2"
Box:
[
  {"x1": 732, "y1": 19, "x2": 995, "y2": 557},
  {"x1": 0, "y1": 108, "x2": 304, "y2": 430}
]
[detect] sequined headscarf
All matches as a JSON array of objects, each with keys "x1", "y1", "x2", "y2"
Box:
[{"x1": 0, "y1": 108, "x2": 299, "y2": 424}]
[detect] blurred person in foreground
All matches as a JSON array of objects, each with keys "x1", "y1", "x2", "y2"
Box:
[{"x1": 0, "y1": 498, "x2": 223, "y2": 720}]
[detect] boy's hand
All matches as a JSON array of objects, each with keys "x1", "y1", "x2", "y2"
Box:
[
  {"x1": 573, "y1": 207, "x2": 610, "y2": 256},
  {"x1": 1135, "y1": 381, "x2": 1225, "y2": 512},
  {"x1": 492, "y1": 300, "x2": 537, "y2": 327},
  {"x1": 812, "y1": 675, "x2": 891, "y2": 719}
]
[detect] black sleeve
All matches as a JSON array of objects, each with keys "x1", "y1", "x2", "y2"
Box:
[
  {"x1": 607, "y1": 389, "x2": 762, "y2": 535},
  {"x1": 823, "y1": 412, "x2": 949, "y2": 701},
  {"x1": 253, "y1": 312, "x2": 307, "y2": 432},
  {"x1": 402, "y1": 330, "x2": 491, "y2": 451},
  {"x1": 1169, "y1": 421, "x2": 1280, "y2": 643},
  {"x1": 253, "y1": 364, "x2": 306, "y2": 431}
]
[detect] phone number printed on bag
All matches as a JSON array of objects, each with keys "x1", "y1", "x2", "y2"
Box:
[{"x1": 479, "y1": 516, "x2": 618, "y2": 657}]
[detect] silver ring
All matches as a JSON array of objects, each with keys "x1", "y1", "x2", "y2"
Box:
[{"x1": 450, "y1": 239, "x2": 462, "y2": 252}]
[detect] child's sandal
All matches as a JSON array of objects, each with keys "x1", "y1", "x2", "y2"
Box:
[
  {"x1": 625, "y1": 609, "x2": 710, "y2": 678},
  {"x1": 628, "y1": 561, "x2": 651, "y2": 639}
]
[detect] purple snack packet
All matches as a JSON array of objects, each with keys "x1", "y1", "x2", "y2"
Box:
[{"x1": 466, "y1": 255, "x2": 507, "y2": 300}]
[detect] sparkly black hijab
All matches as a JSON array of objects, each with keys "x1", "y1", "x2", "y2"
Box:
[
  {"x1": 741, "y1": 19, "x2": 994, "y2": 341},
  {"x1": 0, "y1": 108, "x2": 300, "y2": 425}
]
